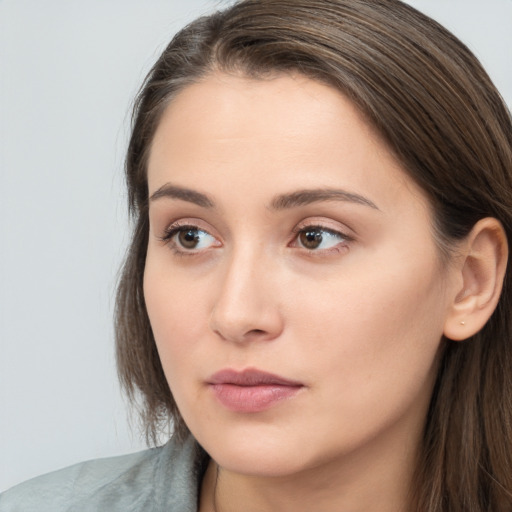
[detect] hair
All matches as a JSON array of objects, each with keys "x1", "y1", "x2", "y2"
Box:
[{"x1": 115, "y1": 0, "x2": 512, "y2": 509}]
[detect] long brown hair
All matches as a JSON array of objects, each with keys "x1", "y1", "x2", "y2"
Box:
[{"x1": 115, "y1": 0, "x2": 512, "y2": 509}]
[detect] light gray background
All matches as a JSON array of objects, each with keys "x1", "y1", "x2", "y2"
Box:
[{"x1": 1, "y1": 0, "x2": 511, "y2": 492}]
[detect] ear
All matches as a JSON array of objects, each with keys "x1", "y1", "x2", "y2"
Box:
[{"x1": 444, "y1": 217, "x2": 508, "y2": 341}]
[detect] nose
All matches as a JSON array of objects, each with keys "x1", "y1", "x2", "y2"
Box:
[{"x1": 209, "y1": 246, "x2": 284, "y2": 344}]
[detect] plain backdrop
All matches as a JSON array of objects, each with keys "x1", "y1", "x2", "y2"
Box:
[{"x1": 1, "y1": 0, "x2": 511, "y2": 492}]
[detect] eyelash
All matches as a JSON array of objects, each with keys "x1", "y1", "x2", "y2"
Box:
[
  {"x1": 159, "y1": 222, "x2": 352, "y2": 256},
  {"x1": 291, "y1": 224, "x2": 352, "y2": 254},
  {"x1": 158, "y1": 222, "x2": 217, "y2": 257}
]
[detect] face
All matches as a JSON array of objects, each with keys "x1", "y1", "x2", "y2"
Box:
[{"x1": 144, "y1": 73, "x2": 458, "y2": 478}]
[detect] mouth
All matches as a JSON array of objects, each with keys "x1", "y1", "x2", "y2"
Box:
[{"x1": 207, "y1": 368, "x2": 304, "y2": 413}]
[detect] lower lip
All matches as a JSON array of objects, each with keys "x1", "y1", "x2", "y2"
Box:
[{"x1": 209, "y1": 383, "x2": 302, "y2": 412}]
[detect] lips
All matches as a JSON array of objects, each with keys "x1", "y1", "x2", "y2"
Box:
[{"x1": 207, "y1": 368, "x2": 304, "y2": 412}]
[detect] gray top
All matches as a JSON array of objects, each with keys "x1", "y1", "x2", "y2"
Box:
[{"x1": 0, "y1": 436, "x2": 206, "y2": 512}]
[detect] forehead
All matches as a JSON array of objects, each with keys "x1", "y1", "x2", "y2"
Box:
[
  {"x1": 147, "y1": 72, "x2": 428, "y2": 215},
  {"x1": 150, "y1": 72, "x2": 379, "y2": 156}
]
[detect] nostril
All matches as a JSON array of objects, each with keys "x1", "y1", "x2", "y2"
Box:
[{"x1": 209, "y1": 296, "x2": 284, "y2": 343}]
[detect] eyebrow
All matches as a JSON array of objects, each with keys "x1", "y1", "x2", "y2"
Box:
[
  {"x1": 149, "y1": 184, "x2": 214, "y2": 208},
  {"x1": 149, "y1": 183, "x2": 379, "y2": 211},
  {"x1": 270, "y1": 189, "x2": 379, "y2": 210}
]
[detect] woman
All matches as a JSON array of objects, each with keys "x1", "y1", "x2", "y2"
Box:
[{"x1": 2, "y1": 0, "x2": 511, "y2": 510}]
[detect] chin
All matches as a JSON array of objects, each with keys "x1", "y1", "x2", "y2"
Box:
[
  {"x1": 211, "y1": 446, "x2": 309, "y2": 477},
  {"x1": 193, "y1": 425, "x2": 323, "y2": 478}
]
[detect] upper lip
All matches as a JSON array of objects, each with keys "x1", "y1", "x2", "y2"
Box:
[{"x1": 208, "y1": 368, "x2": 303, "y2": 387}]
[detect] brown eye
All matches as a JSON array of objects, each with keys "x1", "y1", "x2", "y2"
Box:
[
  {"x1": 165, "y1": 225, "x2": 218, "y2": 252},
  {"x1": 296, "y1": 227, "x2": 347, "y2": 251},
  {"x1": 178, "y1": 229, "x2": 201, "y2": 249},
  {"x1": 299, "y1": 229, "x2": 324, "y2": 249}
]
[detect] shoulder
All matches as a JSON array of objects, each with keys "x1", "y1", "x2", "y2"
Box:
[
  {"x1": 0, "y1": 436, "x2": 204, "y2": 512},
  {"x1": 0, "y1": 448, "x2": 161, "y2": 512}
]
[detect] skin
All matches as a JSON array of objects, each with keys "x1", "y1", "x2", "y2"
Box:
[{"x1": 144, "y1": 73, "x2": 464, "y2": 512}]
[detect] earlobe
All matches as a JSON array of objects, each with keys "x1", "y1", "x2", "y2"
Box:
[{"x1": 443, "y1": 218, "x2": 508, "y2": 341}]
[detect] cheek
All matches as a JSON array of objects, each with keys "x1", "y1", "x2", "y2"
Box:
[
  {"x1": 289, "y1": 254, "x2": 445, "y2": 344},
  {"x1": 288, "y1": 258, "x2": 447, "y2": 426},
  {"x1": 143, "y1": 254, "x2": 212, "y2": 389}
]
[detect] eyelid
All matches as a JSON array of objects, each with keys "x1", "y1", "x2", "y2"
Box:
[
  {"x1": 158, "y1": 218, "x2": 217, "y2": 239},
  {"x1": 292, "y1": 217, "x2": 355, "y2": 238},
  {"x1": 158, "y1": 218, "x2": 222, "y2": 255},
  {"x1": 290, "y1": 219, "x2": 354, "y2": 253},
  {"x1": 291, "y1": 225, "x2": 351, "y2": 243}
]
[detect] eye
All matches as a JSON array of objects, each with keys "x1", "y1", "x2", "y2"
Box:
[
  {"x1": 294, "y1": 226, "x2": 349, "y2": 251},
  {"x1": 162, "y1": 224, "x2": 219, "y2": 252}
]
